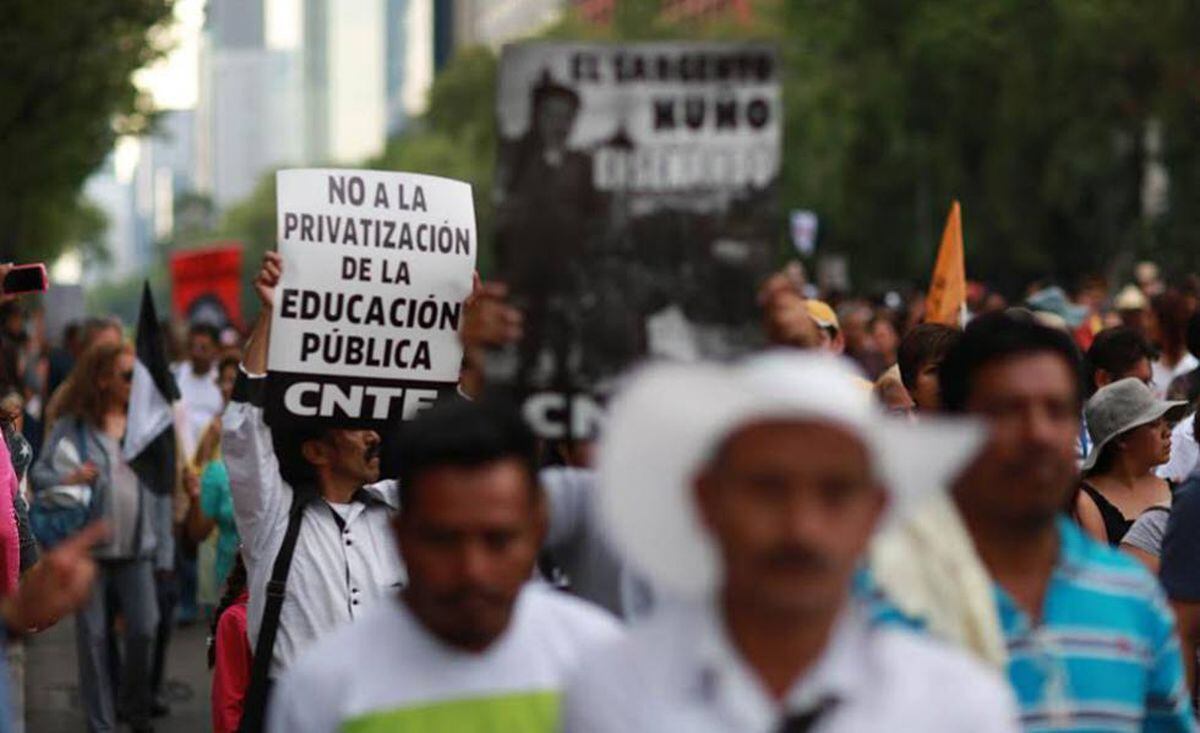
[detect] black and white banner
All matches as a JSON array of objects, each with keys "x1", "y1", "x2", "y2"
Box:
[
  {"x1": 266, "y1": 169, "x2": 477, "y2": 429},
  {"x1": 124, "y1": 283, "x2": 179, "y2": 495},
  {"x1": 490, "y1": 42, "x2": 782, "y2": 439}
]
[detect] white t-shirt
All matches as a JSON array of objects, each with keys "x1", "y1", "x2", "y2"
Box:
[
  {"x1": 173, "y1": 361, "x2": 223, "y2": 453},
  {"x1": 1157, "y1": 413, "x2": 1199, "y2": 483},
  {"x1": 563, "y1": 600, "x2": 1019, "y2": 733},
  {"x1": 1151, "y1": 354, "x2": 1199, "y2": 399},
  {"x1": 268, "y1": 586, "x2": 622, "y2": 733}
]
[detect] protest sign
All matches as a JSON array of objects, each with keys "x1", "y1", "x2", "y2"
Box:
[
  {"x1": 170, "y1": 243, "x2": 244, "y2": 329},
  {"x1": 267, "y1": 169, "x2": 476, "y2": 429},
  {"x1": 491, "y1": 42, "x2": 781, "y2": 439}
]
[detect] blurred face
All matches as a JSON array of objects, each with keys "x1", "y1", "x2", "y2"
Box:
[
  {"x1": 872, "y1": 320, "x2": 900, "y2": 359},
  {"x1": 911, "y1": 360, "x2": 943, "y2": 412},
  {"x1": 190, "y1": 333, "x2": 217, "y2": 373},
  {"x1": 536, "y1": 96, "x2": 576, "y2": 150},
  {"x1": 91, "y1": 325, "x2": 122, "y2": 351},
  {"x1": 397, "y1": 460, "x2": 543, "y2": 651},
  {"x1": 955, "y1": 353, "x2": 1080, "y2": 527},
  {"x1": 312, "y1": 429, "x2": 381, "y2": 486},
  {"x1": 1116, "y1": 418, "x2": 1172, "y2": 469},
  {"x1": 842, "y1": 311, "x2": 873, "y2": 354},
  {"x1": 218, "y1": 364, "x2": 237, "y2": 404},
  {"x1": 696, "y1": 421, "x2": 885, "y2": 620},
  {"x1": 102, "y1": 351, "x2": 135, "y2": 407}
]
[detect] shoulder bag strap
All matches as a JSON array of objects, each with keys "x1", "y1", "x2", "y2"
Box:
[{"x1": 239, "y1": 487, "x2": 311, "y2": 733}]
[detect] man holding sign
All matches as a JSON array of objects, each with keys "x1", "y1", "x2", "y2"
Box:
[{"x1": 221, "y1": 168, "x2": 477, "y2": 731}]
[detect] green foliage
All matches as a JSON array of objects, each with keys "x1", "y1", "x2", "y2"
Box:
[
  {"x1": 781, "y1": 0, "x2": 1200, "y2": 292},
  {"x1": 0, "y1": 0, "x2": 174, "y2": 262}
]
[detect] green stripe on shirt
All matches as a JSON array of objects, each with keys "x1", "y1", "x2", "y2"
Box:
[{"x1": 341, "y1": 691, "x2": 560, "y2": 733}]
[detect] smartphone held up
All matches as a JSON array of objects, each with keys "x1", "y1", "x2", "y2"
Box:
[{"x1": 2, "y1": 264, "x2": 48, "y2": 296}]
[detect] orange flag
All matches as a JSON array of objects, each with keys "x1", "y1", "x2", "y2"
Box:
[{"x1": 924, "y1": 200, "x2": 966, "y2": 326}]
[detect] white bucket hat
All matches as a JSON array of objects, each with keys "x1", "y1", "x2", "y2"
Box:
[
  {"x1": 1082, "y1": 377, "x2": 1188, "y2": 472},
  {"x1": 595, "y1": 350, "x2": 986, "y2": 597}
]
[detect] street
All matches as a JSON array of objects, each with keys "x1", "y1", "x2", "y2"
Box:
[{"x1": 25, "y1": 617, "x2": 211, "y2": 732}]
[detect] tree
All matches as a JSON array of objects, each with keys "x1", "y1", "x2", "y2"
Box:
[
  {"x1": 0, "y1": 0, "x2": 174, "y2": 262},
  {"x1": 779, "y1": 0, "x2": 1200, "y2": 293}
]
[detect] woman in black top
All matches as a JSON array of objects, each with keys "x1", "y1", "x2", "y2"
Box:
[{"x1": 1075, "y1": 377, "x2": 1189, "y2": 545}]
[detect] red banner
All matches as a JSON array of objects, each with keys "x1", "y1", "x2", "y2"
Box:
[{"x1": 169, "y1": 244, "x2": 244, "y2": 330}]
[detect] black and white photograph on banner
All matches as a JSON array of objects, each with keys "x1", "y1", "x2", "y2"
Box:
[
  {"x1": 266, "y1": 168, "x2": 477, "y2": 429},
  {"x1": 489, "y1": 42, "x2": 782, "y2": 438}
]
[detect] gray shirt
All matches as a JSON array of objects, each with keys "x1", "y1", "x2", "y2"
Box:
[
  {"x1": 542, "y1": 467, "x2": 637, "y2": 618},
  {"x1": 1121, "y1": 506, "x2": 1171, "y2": 558},
  {"x1": 98, "y1": 432, "x2": 140, "y2": 557}
]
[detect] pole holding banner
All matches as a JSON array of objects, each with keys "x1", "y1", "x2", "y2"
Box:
[{"x1": 266, "y1": 168, "x2": 477, "y2": 429}]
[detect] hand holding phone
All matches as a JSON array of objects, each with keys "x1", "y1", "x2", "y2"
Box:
[{"x1": 1, "y1": 264, "x2": 48, "y2": 295}]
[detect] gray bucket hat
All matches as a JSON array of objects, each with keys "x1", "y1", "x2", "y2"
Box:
[{"x1": 1082, "y1": 377, "x2": 1189, "y2": 472}]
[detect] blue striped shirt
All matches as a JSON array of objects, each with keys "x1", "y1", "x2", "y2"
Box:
[{"x1": 998, "y1": 518, "x2": 1192, "y2": 732}]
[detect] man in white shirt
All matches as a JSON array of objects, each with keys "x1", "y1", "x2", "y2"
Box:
[
  {"x1": 223, "y1": 254, "x2": 406, "y2": 728},
  {"x1": 173, "y1": 322, "x2": 225, "y2": 455},
  {"x1": 269, "y1": 398, "x2": 620, "y2": 733},
  {"x1": 564, "y1": 352, "x2": 1019, "y2": 733}
]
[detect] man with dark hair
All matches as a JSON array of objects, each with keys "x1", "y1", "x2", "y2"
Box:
[
  {"x1": 897, "y1": 323, "x2": 961, "y2": 412},
  {"x1": 938, "y1": 312, "x2": 1192, "y2": 730},
  {"x1": 175, "y1": 322, "x2": 224, "y2": 455},
  {"x1": 222, "y1": 254, "x2": 404, "y2": 727},
  {"x1": 1085, "y1": 327, "x2": 1156, "y2": 398},
  {"x1": 564, "y1": 353, "x2": 1015, "y2": 732},
  {"x1": 268, "y1": 399, "x2": 619, "y2": 733}
]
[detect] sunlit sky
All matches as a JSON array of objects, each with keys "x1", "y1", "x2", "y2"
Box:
[
  {"x1": 133, "y1": 0, "x2": 304, "y2": 110},
  {"x1": 133, "y1": 0, "x2": 206, "y2": 110}
]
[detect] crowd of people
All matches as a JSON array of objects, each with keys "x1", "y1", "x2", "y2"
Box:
[{"x1": 0, "y1": 255, "x2": 1200, "y2": 732}]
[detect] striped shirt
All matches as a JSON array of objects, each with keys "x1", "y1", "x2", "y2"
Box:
[{"x1": 998, "y1": 518, "x2": 1192, "y2": 732}]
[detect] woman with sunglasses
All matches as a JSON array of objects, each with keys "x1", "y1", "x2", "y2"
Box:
[{"x1": 30, "y1": 340, "x2": 173, "y2": 733}]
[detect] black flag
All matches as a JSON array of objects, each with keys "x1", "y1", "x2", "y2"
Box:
[{"x1": 123, "y1": 283, "x2": 179, "y2": 495}]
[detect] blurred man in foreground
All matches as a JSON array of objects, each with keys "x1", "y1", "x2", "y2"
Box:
[
  {"x1": 941, "y1": 312, "x2": 1193, "y2": 730},
  {"x1": 268, "y1": 399, "x2": 619, "y2": 733},
  {"x1": 565, "y1": 352, "x2": 1017, "y2": 732}
]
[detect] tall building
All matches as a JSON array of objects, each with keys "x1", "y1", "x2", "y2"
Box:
[
  {"x1": 83, "y1": 153, "x2": 139, "y2": 280},
  {"x1": 451, "y1": 0, "x2": 565, "y2": 51},
  {"x1": 196, "y1": 0, "x2": 304, "y2": 207},
  {"x1": 193, "y1": 0, "x2": 493, "y2": 210},
  {"x1": 302, "y1": 0, "x2": 389, "y2": 163}
]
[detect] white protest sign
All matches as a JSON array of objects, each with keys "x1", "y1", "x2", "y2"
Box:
[{"x1": 267, "y1": 168, "x2": 477, "y2": 427}]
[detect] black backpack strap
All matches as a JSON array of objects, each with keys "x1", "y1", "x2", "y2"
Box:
[{"x1": 239, "y1": 487, "x2": 311, "y2": 733}]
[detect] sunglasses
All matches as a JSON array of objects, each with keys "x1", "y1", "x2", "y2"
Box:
[{"x1": 120, "y1": 370, "x2": 134, "y2": 383}]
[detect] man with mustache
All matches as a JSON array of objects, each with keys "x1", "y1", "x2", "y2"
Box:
[
  {"x1": 267, "y1": 398, "x2": 620, "y2": 733},
  {"x1": 939, "y1": 312, "x2": 1193, "y2": 730},
  {"x1": 564, "y1": 352, "x2": 1018, "y2": 732},
  {"x1": 223, "y1": 253, "x2": 406, "y2": 730}
]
